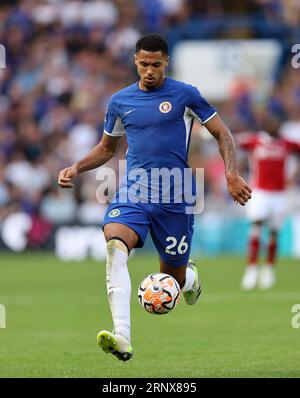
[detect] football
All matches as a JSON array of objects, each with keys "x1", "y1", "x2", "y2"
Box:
[{"x1": 138, "y1": 273, "x2": 181, "y2": 314}]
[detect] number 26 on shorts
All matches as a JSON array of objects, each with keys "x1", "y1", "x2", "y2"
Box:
[{"x1": 165, "y1": 236, "x2": 188, "y2": 255}]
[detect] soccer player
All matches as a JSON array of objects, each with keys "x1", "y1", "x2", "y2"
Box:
[
  {"x1": 58, "y1": 33, "x2": 251, "y2": 361},
  {"x1": 237, "y1": 116, "x2": 300, "y2": 291}
]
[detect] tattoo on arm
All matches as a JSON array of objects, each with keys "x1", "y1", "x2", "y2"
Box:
[
  {"x1": 205, "y1": 115, "x2": 238, "y2": 176},
  {"x1": 217, "y1": 129, "x2": 237, "y2": 175}
]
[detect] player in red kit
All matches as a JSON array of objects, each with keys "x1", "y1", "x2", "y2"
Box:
[{"x1": 237, "y1": 117, "x2": 300, "y2": 290}]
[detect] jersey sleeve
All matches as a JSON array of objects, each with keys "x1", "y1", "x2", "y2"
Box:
[
  {"x1": 285, "y1": 139, "x2": 300, "y2": 153},
  {"x1": 103, "y1": 96, "x2": 125, "y2": 137},
  {"x1": 187, "y1": 86, "x2": 217, "y2": 125},
  {"x1": 235, "y1": 132, "x2": 258, "y2": 150}
]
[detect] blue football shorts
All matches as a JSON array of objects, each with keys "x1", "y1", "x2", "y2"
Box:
[{"x1": 102, "y1": 200, "x2": 194, "y2": 267}]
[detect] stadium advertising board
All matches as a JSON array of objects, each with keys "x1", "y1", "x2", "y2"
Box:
[{"x1": 173, "y1": 40, "x2": 282, "y2": 101}]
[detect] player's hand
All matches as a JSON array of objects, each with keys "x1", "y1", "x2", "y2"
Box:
[
  {"x1": 58, "y1": 164, "x2": 78, "y2": 189},
  {"x1": 226, "y1": 173, "x2": 252, "y2": 206}
]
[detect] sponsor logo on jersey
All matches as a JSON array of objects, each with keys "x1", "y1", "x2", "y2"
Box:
[
  {"x1": 159, "y1": 101, "x2": 172, "y2": 113},
  {"x1": 109, "y1": 209, "x2": 120, "y2": 217}
]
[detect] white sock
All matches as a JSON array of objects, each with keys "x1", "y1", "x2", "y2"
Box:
[
  {"x1": 181, "y1": 266, "x2": 195, "y2": 292},
  {"x1": 106, "y1": 239, "x2": 131, "y2": 343}
]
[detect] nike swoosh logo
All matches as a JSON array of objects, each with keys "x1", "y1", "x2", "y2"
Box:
[{"x1": 124, "y1": 109, "x2": 135, "y2": 115}]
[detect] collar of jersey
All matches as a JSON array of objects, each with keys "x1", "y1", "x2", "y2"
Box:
[{"x1": 136, "y1": 77, "x2": 168, "y2": 93}]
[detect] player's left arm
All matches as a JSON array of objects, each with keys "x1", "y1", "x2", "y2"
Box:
[
  {"x1": 205, "y1": 114, "x2": 252, "y2": 206},
  {"x1": 285, "y1": 139, "x2": 300, "y2": 155}
]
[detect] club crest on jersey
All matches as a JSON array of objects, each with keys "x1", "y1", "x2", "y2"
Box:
[
  {"x1": 159, "y1": 101, "x2": 172, "y2": 113},
  {"x1": 109, "y1": 209, "x2": 120, "y2": 217}
]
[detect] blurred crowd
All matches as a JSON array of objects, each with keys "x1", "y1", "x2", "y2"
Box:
[{"x1": 0, "y1": 0, "x2": 300, "y2": 229}]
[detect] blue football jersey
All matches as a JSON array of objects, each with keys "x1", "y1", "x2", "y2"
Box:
[{"x1": 104, "y1": 77, "x2": 217, "y2": 204}]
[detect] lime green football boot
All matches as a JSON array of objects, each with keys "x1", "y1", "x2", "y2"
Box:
[
  {"x1": 183, "y1": 260, "x2": 202, "y2": 305},
  {"x1": 97, "y1": 330, "x2": 133, "y2": 362}
]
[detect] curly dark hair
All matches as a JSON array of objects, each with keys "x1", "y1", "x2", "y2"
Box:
[{"x1": 135, "y1": 33, "x2": 168, "y2": 55}]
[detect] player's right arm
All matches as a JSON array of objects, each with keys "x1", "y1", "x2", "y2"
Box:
[
  {"x1": 235, "y1": 132, "x2": 258, "y2": 151},
  {"x1": 58, "y1": 134, "x2": 121, "y2": 188},
  {"x1": 58, "y1": 95, "x2": 125, "y2": 189}
]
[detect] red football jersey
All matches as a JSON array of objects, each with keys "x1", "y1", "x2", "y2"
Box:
[{"x1": 236, "y1": 131, "x2": 300, "y2": 191}]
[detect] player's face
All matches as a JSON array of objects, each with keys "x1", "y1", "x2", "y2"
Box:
[
  {"x1": 268, "y1": 130, "x2": 279, "y2": 137},
  {"x1": 135, "y1": 50, "x2": 169, "y2": 90},
  {"x1": 265, "y1": 118, "x2": 280, "y2": 137}
]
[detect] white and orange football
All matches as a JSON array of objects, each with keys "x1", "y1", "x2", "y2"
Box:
[{"x1": 138, "y1": 273, "x2": 181, "y2": 315}]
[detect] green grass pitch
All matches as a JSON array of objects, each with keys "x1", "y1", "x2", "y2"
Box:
[{"x1": 0, "y1": 252, "x2": 299, "y2": 378}]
